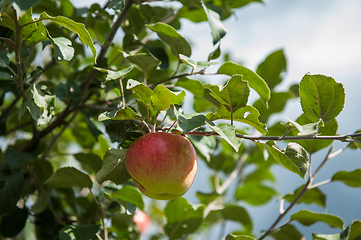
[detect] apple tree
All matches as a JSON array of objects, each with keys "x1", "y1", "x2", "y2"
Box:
[{"x1": 0, "y1": 0, "x2": 361, "y2": 239}]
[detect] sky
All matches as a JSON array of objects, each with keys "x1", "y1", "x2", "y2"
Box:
[{"x1": 71, "y1": 0, "x2": 361, "y2": 239}]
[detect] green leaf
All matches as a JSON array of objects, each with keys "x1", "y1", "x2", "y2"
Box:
[
  {"x1": 96, "y1": 148, "x2": 131, "y2": 185},
  {"x1": 235, "y1": 183, "x2": 277, "y2": 205},
  {"x1": 27, "y1": 84, "x2": 56, "y2": 126},
  {"x1": 73, "y1": 153, "x2": 102, "y2": 174},
  {"x1": 150, "y1": 84, "x2": 186, "y2": 112},
  {"x1": 284, "y1": 184, "x2": 326, "y2": 208},
  {"x1": 179, "y1": 54, "x2": 218, "y2": 71},
  {"x1": 0, "y1": 171, "x2": 25, "y2": 215},
  {"x1": 208, "y1": 44, "x2": 221, "y2": 61},
  {"x1": 94, "y1": 65, "x2": 133, "y2": 83},
  {"x1": 299, "y1": 74, "x2": 345, "y2": 123},
  {"x1": 292, "y1": 114, "x2": 338, "y2": 153},
  {"x1": 126, "y1": 79, "x2": 153, "y2": 107},
  {"x1": 331, "y1": 169, "x2": 361, "y2": 187},
  {"x1": 189, "y1": 135, "x2": 217, "y2": 162},
  {"x1": 59, "y1": 225, "x2": 100, "y2": 240},
  {"x1": 243, "y1": 167, "x2": 275, "y2": 184},
  {"x1": 201, "y1": 0, "x2": 227, "y2": 45},
  {"x1": 290, "y1": 210, "x2": 344, "y2": 229},
  {"x1": 98, "y1": 107, "x2": 141, "y2": 121},
  {"x1": 218, "y1": 62, "x2": 270, "y2": 107},
  {"x1": 0, "y1": 51, "x2": 9, "y2": 67},
  {"x1": 112, "y1": 185, "x2": 144, "y2": 210},
  {"x1": 207, "y1": 105, "x2": 267, "y2": 134},
  {"x1": 225, "y1": 234, "x2": 256, "y2": 240},
  {"x1": 0, "y1": 12, "x2": 16, "y2": 31},
  {"x1": 164, "y1": 198, "x2": 204, "y2": 239},
  {"x1": 256, "y1": 49, "x2": 287, "y2": 90},
  {"x1": 126, "y1": 53, "x2": 159, "y2": 71},
  {"x1": 204, "y1": 75, "x2": 250, "y2": 113},
  {"x1": 142, "y1": 44, "x2": 169, "y2": 70},
  {"x1": 173, "y1": 109, "x2": 210, "y2": 134},
  {"x1": 45, "y1": 167, "x2": 93, "y2": 189},
  {"x1": 39, "y1": 12, "x2": 97, "y2": 62},
  {"x1": 30, "y1": 186, "x2": 52, "y2": 214},
  {"x1": 206, "y1": 123, "x2": 242, "y2": 152},
  {"x1": 147, "y1": 22, "x2": 191, "y2": 57},
  {"x1": 313, "y1": 220, "x2": 361, "y2": 240},
  {"x1": 81, "y1": 111, "x2": 102, "y2": 141},
  {"x1": 47, "y1": 34, "x2": 74, "y2": 61},
  {"x1": 270, "y1": 224, "x2": 304, "y2": 240},
  {"x1": 221, "y1": 205, "x2": 253, "y2": 232},
  {"x1": 4, "y1": 147, "x2": 33, "y2": 171},
  {"x1": 0, "y1": 207, "x2": 28, "y2": 237},
  {"x1": 266, "y1": 142, "x2": 310, "y2": 179}
]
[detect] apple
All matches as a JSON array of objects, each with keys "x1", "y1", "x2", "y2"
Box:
[
  {"x1": 133, "y1": 209, "x2": 151, "y2": 233},
  {"x1": 125, "y1": 132, "x2": 197, "y2": 200}
]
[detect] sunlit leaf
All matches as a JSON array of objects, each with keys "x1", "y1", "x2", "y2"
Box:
[
  {"x1": 299, "y1": 74, "x2": 345, "y2": 123},
  {"x1": 225, "y1": 234, "x2": 256, "y2": 240},
  {"x1": 180, "y1": 54, "x2": 217, "y2": 71},
  {"x1": 126, "y1": 79, "x2": 153, "y2": 107},
  {"x1": 270, "y1": 224, "x2": 304, "y2": 240},
  {"x1": 98, "y1": 107, "x2": 141, "y2": 121},
  {"x1": 207, "y1": 105, "x2": 267, "y2": 134},
  {"x1": 218, "y1": 62, "x2": 270, "y2": 107},
  {"x1": 201, "y1": 0, "x2": 227, "y2": 45},
  {"x1": 147, "y1": 22, "x2": 191, "y2": 57},
  {"x1": 331, "y1": 169, "x2": 361, "y2": 187},
  {"x1": 313, "y1": 220, "x2": 361, "y2": 240},
  {"x1": 290, "y1": 210, "x2": 344, "y2": 229},
  {"x1": 112, "y1": 185, "x2": 144, "y2": 210},
  {"x1": 47, "y1": 34, "x2": 74, "y2": 61},
  {"x1": 204, "y1": 75, "x2": 249, "y2": 113},
  {"x1": 221, "y1": 205, "x2": 253, "y2": 232},
  {"x1": 235, "y1": 183, "x2": 277, "y2": 205},
  {"x1": 94, "y1": 65, "x2": 133, "y2": 82},
  {"x1": 206, "y1": 123, "x2": 242, "y2": 152},
  {"x1": 284, "y1": 184, "x2": 326, "y2": 208},
  {"x1": 150, "y1": 84, "x2": 186, "y2": 112},
  {"x1": 266, "y1": 142, "x2": 310, "y2": 179}
]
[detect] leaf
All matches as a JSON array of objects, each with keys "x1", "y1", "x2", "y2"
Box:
[
  {"x1": 201, "y1": 0, "x2": 227, "y2": 45},
  {"x1": 243, "y1": 167, "x2": 275, "y2": 184},
  {"x1": 0, "y1": 12, "x2": 16, "y2": 31},
  {"x1": 313, "y1": 220, "x2": 361, "y2": 240},
  {"x1": 0, "y1": 51, "x2": 9, "y2": 67},
  {"x1": 163, "y1": 198, "x2": 204, "y2": 239},
  {"x1": 4, "y1": 147, "x2": 33, "y2": 171},
  {"x1": 59, "y1": 225, "x2": 100, "y2": 240},
  {"x1": 45, "y1": 167, "x2": 93, "y2": 189},
  {"x1": 206, "y1": 123, "x2": 242, "y2": 152},
  {"x1": 94, "y1": 65, "x2": 133, "y2": 83},
  {"x1": 189, "y1": 135, "x2": 217, "y2": 162},
  {"x1": 142, "y1": 44, "x2": 169, "y2": 70},
  {"x1": 208, "y1": 44, "x2": 221, "y2": 61},
  {"x1": 30, "y1": 186, "x2": 52, "y2": 214},
  {"x1": 147, "y1": 23, "x2": 191, "y2": 57},
  {"x1": 284, "y1": 185, "x2": 326, "y2": 208},
  {"x1": 204, "y1": 75, "x2": 250, "y2": 113},
  {"x1": 270, "y1": 224, "x2": 304, "y2": 240},
  {"x1": 207, "y1": 105, "x2": 267, "y2": 134},
  {"x1": 39, "y1": 12, "x2": 97, "y2": 62},
  {"x1": 173, "y1": 109, "x2": 210, "y2": 134},
  {"x1": 126, "y1": 79, "x2": 153, "y2": 107},
  {"x1": 98, "y1": 107, "x2": 141, "y2": 121},
  {"x1": 290, "y1": 210, "x2": 344, "y2": 229},
  {"x1": 96, "y1": 148, "x2": 131, "y2": 185},
  {"x1": 299, "y1": 74, "x2": 345, "y2": 123},
  {"x1": 225, "y1": 234, "x2": 256, "y2": 240},
  {"x1": 331, "y1": 169, "x2": 361, "y2": 187},
  {"x1": 292, "y1": 114, "x2": 338, "y2": 153},
  {"x1": 112, "y1": 185, "x2": 144, "y2": 210},
  {"x1": 150, "y1": 84, "x2": 186, "y2": 112},
  {"x1": 8, "y1": 0, "x2": 41, "y2": 10},
  {"x1": 47, "y1": 34, "x2": 74, "y2": 61},
  {"x1": 179, "y1": 54, "x2": 218, "y2": 71},
  {"x1": 218, "y1": 62, "x2": 270, "y2": 107},
  {"x1": 0, "y1": 171, "x2": 25, "y2": 215},
  {"x1": 0, "y1": 207, "x2": 28, "y2": 237},
  {"x1": 220, "y1": 205, "x2": 253, "y2": 232},
  {"x1": 256, "y1": 49, "x2": 287, "y2": 90},
  {"x1": 235, "y1": 183, "x2": 277, "y2": 205},
  {"x1": 266, "y1": 142, "x2": 310, "y2": 179},
  {"x1": 73, "y1": 153, "x2": 103, "y2": 174},
  {"x1": 126, "y1": 53, "x2": 159, "y2": 71}
]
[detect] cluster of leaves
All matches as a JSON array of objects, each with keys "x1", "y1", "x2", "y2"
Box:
[{"x1": 1, "y1": 0, "x2": 361, "y2": 239}]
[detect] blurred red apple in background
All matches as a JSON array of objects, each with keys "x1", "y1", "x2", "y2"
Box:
[
  {"x1": 133, "y1": 209, "x2": 151, "y2": 233},
  {"x1": 125, "y1": 132, "x2": 197, "y2": 200}
]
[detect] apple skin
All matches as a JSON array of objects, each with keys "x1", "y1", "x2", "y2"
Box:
[{"x1": 125, "y1": 132, "x2": 197, "y2": 200}]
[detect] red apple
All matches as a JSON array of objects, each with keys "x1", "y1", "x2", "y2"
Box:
[
  {"x1": 125, "y1": 132, "x2": 197, "y2": 200},
  {"x1": 133, "y1": 209, "x2": 151, "y2": 233}
]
